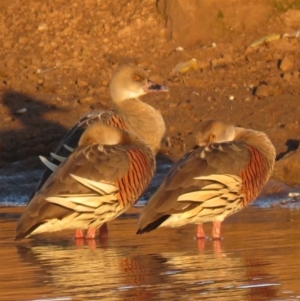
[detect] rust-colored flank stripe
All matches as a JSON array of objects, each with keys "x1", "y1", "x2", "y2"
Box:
[
  {"x1": 109, "y1": 115, "x2": 128, "y2": 131},
  {"x1": 240, "y1": 146, "x2": 267, "y2": 207},
  {"x1": 117, "y1": 148, "x2": 150, "y2": 208}
]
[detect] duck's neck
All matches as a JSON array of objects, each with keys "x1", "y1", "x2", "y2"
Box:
[
  {"x1": 113, "y1": 97, "x2": 165, "y2": 154},
  {"x1": 234, "y1": 127, "x2": 276, "y2": 171}
]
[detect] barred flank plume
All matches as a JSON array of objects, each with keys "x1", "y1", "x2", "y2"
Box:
[
  {"x1": 240, "y1": 146, "x2": 268, "y2": 207},
  {"x1": 16, "y1": 123, "x2": 156, "y2": 240},
  {"x1": 118, "y1": 147, "x2": 155, "y2": 207},
  {"x1": 108, "y1": 114, "x2": 128, "y2": 131}
]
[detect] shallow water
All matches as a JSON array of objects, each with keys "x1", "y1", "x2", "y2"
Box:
[
  {"x1": 1, "y1": 159, "x2": 300, "y2": 301},
  {"x1": 1, "y1": 206, "x2": 300, "y2": 301}
]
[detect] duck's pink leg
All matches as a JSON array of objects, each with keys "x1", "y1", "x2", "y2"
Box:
[
  {"x1": 211, "y1": 220, "x2": 222, "y2": 240},
  {"x1": 196, "y1": 223, "x2": 206, "y2": 238},
  {"x1": 99, "y1": 223, "x2": 108, "y2": 238},
  {"x1": 85, "y1": 223, "x2": 108, "y2": 240},
  {"x1": 74, "y1": 229, "x2": 84, "y2": 239},
  {"x1": 85, "y1": 228, "x2": 97, "y2": 239}
]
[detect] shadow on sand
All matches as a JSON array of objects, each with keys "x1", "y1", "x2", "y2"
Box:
[{"x1": 0, "y1": 90, "x2": 68, "y2": 163}]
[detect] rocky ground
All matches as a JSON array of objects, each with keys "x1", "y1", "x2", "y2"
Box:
[{"x1": 0, "y1": 0, "x2": 300, "y2": 189}]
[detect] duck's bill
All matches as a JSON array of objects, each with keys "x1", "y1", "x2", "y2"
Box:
[{"x1": 144, "y1": 79, "x2": 169, "y2": 93}]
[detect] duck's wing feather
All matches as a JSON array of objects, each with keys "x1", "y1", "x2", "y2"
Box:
[
  {"x1": 17, "y1": 145, "x2": 150, "y2": 239},
  {"x1": 31, "y1": 110, "x2": 127, "y2": 198}
]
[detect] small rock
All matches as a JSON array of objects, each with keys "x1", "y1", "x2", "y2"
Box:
[
  {"x1": 255, "y1": 83, "x2": 283, "y2": 98},
  {"x1": 37, "y1": 78, "x2": 45, "y2": 85},
  {"x1": 87, "y1": 88, "x2": 95, "y2": 95},
  {"x1": 76, "y1": 79, "x2": 89, "y2": 88},
  {"x1": 292, "y1": 71, "x2": 299, "y2": 78},
  {"x1": 173, "y1": 59, "x2": 198, "y2": 74},
  {"x1": 38, "y1": 23, "x2": 48, "y2": 31},
  {"x1": 273, "y1": 151, "x2": 300, "y2": 187},
  {"x1": 101, "y1": 80, "x2": 109, "y2": 87},
  {"x1": 175, "y1": 46, "x2": 184, "y2": 51},
  {"x1": 211, "y1": 58, "x2": 226, "y2": 68},
  {"x1": 103, "y1": 23, "x2": 110, "y2": 32},
  {"x1": 255, "y1": 85, "x2": 269, "y2": 97},
  {"x1": 279, "y1": 54, "x2": 294, "y2": 71},
  {"x1": 254, "y1": 84, "x2": 269, "y2": 98},
  {"x1": 50, "y1": 41, "x2": 57, "y2": 48},
  {"x1": 79, "y1": 96, "x2": 94, "y2": 105},
  {"x1": 282, "y1": 72, "x2": 292, "y2": 82},
  {"x1": 117, "y1": 26, "x2": 131, "y2": 38},
  {"x1": 169, "y1": 126, "x2": 175, "y2": 133},
  {"x1": 288, "y1": 192, "x2": 300, "y2": 198},
  {"x1": 18, "y1": 37, "x2": 29, "y2": 44}
]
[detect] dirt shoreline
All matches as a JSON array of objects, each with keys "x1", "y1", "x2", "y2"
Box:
[{"x1": 0, "y1": 1, "x2": 300, "y2": 187}]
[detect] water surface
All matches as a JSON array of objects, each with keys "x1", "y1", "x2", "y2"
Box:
[
  {"x1": 1, "y1": 206, "x2": 300, "y2": 301},
  {"x1": 1, "y1": 159, "x2": 300, "y2": 301}
]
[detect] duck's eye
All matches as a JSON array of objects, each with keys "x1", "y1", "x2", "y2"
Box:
[{"x1": 132, "y1": 74, "x2": 141, "y2": 81}]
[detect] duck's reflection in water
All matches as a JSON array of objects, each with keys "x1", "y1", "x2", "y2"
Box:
[{"x1": 16, "y1": 236, "x2": 279, "y2": 301}]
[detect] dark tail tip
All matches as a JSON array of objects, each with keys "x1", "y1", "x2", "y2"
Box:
[
  {"x1": 136, "y1": 227, "x2": 147, "y2": 235},
  {"x1": 136, "y1": 215, "x2": 170, "y2": 235},
  {"x1": 15, "y1": 230, "x2": 25, "y2": 241}
]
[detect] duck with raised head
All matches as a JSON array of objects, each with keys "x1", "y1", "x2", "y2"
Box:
[
  {"x1": 137, "y1": 120, "x2": 276, "y2": 239},
  {"x1": 30, "y1": 64, "x2": 168, "y2": 239},
  {"x1": 16, "y1": 123, "x2": 155, "y2": 240},
  {"x1": 36, "y1": 64, "x2": 168, "y2": 190}
]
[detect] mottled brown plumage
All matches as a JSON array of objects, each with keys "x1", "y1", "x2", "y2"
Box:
[
  {"x1": 137, "y1": 120, "x2": 276, "y2": 239},
  {"x1": 34, "y1": 64, "x2": 168, "y2": 194},
  {"x1": 29, "y1": 64, "x2": 167, "y2": 239},
  {"x1": 16, "y1": 123, "x2": 155, "y2": 240}
]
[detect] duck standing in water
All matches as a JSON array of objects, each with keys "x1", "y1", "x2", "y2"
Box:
[
  {"x1": 30, "y1": 64, "x2": 168, "y2": 239},
  {"x1": 137, "y1": 120, "x2": 276, "y2": 239},
  {"x1": 16, "y1": 123, "x2": 155, "y2": 240}
]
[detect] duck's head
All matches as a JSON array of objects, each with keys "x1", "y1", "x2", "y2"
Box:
[
  {"x1": 195, "y1": 120, "x2": 236, "y2": 146},
  {"x1": 109, "y1": 64, "x2": 169, "y2": 102},
  {"x1": 79, "y1": 122, "x2": 141, "y2": 147},
  {"x1": 79, "y1": 122, "x2": 127, "y2": 146}
]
